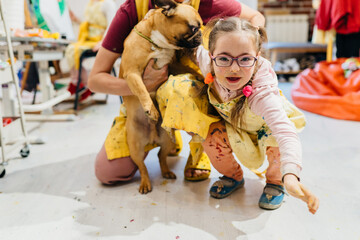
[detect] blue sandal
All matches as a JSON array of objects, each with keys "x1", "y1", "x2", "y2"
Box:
[
  {"x1": 258, "y1": 183, "x2": 286, "y2": 210},
  {"x1": 209, "y1": 176, "x2": 244, "y2": 199}
]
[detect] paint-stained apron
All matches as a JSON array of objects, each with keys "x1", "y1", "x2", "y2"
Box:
[
  {"x1": 104, "y1": 0, "x2": 206, "y2": 160},
  {"x1": 208, "y1": 88, "x2": 306, "y2": 170}
]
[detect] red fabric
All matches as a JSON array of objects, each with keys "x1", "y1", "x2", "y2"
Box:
[
  {"x1": 2, "y1": 118, "x2": 12, "y2": 127},
  {"x1": 291, "y1": 58, "x2": 360, "y2": 121},
  {"x1": 315, "y1": 0, "x2": 360, "y2": 34},
  {"x1": 102, "y1": 0, "x2": 242, "y2": 53}
]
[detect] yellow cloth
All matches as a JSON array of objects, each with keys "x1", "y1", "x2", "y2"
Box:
[
  {"x1": 156, "y1": 74, "x2": 219, "y2": 165},
  {"x1": 135, "y1": 0, "x2": 149, "y2": 22},
  {"x1": 65, "y1": 0, "x2": 107, "y2": 69},
  {"x1": 184, "y1": 152, "x2": 211, "y2": 178},
  {"x1": 105, "y1": 105, "x2": 158, "y2": 160},
  {"x1": 156, "y1": 74, "x2": 220, "y2": 140},
  {"x1": 191, "y1": 0, "x2": 201, "y2": 12},
  {"x1": 311, "y1": 25, "x2": 336, "y2": 61},
  {"x1": 105, "y1": 73, "x2": 220, "y2": 160},
  {"x1": 208, "y1": 88, "x2": 306, "y2": 170},
  {"x1": 311, "y1": 25, "x2": 336, "y2": 44}
]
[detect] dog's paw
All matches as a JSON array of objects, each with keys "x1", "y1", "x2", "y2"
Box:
[
  {"x1": 145, "y1": 105, "x2": 159, "y2": 122},
  {"x1": 139, "y1": 180, "x2": 152, "y2": 194},
  {"x1": 162, "y1": 171, "x2": 176, "y2": 179}
]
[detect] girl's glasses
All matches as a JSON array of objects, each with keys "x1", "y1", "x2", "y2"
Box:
[{"x1": 211, "y1": 55, "x2": 257, "y2": 67}]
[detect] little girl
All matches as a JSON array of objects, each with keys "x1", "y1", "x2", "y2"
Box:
[
  {"x1": 194, "y1": 17, "x2": 319, "y2": 213},
  {"x1": 156, "y1": 17, "x2": 318, "y2": 213}
]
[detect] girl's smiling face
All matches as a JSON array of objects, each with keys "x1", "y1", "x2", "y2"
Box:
[{"x1": 211, "y1": 31, "x2": 258, "y2": 91}]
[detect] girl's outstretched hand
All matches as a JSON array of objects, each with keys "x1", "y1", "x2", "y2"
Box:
[{"x1": 283, "y1": 174, "x2": 319, "y2": 214}]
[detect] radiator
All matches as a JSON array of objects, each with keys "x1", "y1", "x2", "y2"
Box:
[{"x1": 266, "y1": 14, "x2": 309, "y2": 43}]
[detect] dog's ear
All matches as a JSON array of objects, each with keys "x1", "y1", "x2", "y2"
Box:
[{"x1": 152, "y1": 0, "x2": 178, "y2": 16}]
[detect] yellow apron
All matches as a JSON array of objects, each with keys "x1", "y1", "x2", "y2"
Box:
[
  {"x1": 157, "y1": 74, "x2": 219, "y2": 140},
  {"x1": 156, "y1": 74, "x2": 220, "y2": 164},
  {"x1": 208, "y1": 88, "x2": 306, "y2": 170},
  {"x1": 105, "y1": 0, "x2": 203, "y2": 160}
]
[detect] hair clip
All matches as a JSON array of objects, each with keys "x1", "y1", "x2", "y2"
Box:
[
  {"x1": 242, "y1": 85, "x2": 253, "y2": 97},
  {"x1": 204, "y1": 72, "x2": 214, "y2": 84},
  {"x1": 215, "y1": 18, "x2": 224, "y2": 26}
]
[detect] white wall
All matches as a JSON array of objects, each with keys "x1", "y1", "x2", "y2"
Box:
[
  {"x1": 237, "y1": 0, "x2": 258, "y2": 10},
  {"x1": 67, "y1": 0, "x2": 258, "y2": 21},
  {"x1": 66, "y1": 0, "x2": 125, "y2": 21}
]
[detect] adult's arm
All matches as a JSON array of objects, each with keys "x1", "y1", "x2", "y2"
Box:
[
  {"x1": 199, "y1": 0, "x2": 265, "y2": 27},
  {"x1": 88, "y1": 47, "x2": 168, "y2": 96},
  {"x1": 238, "y1": 2, "x2": 265, "y2": 27}
]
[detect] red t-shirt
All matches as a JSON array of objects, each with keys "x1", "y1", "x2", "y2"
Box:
[
  {"x1": 315, "y1": 0, "x2": 360, "y2": 34},
  {"x1": 102, "y1": 0, "x2": 242, "y2": 53}
]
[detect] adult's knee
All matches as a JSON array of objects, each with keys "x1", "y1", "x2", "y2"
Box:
[{"x1": 94, "y1": 145, "x2": 138, "y2": 184}]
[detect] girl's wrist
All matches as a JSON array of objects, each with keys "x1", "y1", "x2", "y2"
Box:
[
  {"x1": 281, "y1": 162, "x2": 301, "y2": 181},
  {"x1": 282, "y1": 173, "x2": 300, "y2": 183}
]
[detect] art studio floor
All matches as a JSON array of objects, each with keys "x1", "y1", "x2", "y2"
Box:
[{"x1": 0, "y1": 82, "x2": 359, "y2": 240}]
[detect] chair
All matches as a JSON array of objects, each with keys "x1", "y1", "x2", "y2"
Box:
[{"x1": 73, "y1": 49, "x2": 117, "y2": 110}]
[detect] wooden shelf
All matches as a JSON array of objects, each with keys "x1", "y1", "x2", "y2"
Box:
[
  {"x1": 275, "y1": 70, "x2": 302, "y2": 75},
  {"x1": 264, "y1": 42, "x2": 327, "y2": 66}
]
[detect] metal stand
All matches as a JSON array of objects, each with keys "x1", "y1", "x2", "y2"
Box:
[
  {"x1": 0, "y1": 0, "x2": 30, "y2": 178},
  {"x1": 0, "y1": 37, "x2": 75, "y2": 121}
]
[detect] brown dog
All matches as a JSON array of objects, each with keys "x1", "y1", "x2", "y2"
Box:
[{"x1": 120, "y1": 0, "x2": 203, "y2": 194}]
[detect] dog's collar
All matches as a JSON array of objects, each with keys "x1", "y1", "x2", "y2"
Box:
[{"x1": 134, "y1": 27, "x2": 162, "y2": 50}]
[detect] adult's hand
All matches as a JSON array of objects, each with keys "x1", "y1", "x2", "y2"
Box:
[
  {"x1": 238, "y1": 3, "x2": 265, "y2": 27},
  {"x1": 283, "y1": 174, "x2": 319, "y2": 214},
  {"x1": 143, "y1": 59, "x2": 169, "y2": 92}
]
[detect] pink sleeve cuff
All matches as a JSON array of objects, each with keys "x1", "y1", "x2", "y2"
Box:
[{"x1": 281, "y1": 162, "x2": 302, "y2": 180}]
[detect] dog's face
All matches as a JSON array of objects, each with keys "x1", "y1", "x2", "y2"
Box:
[{"x1": 152, "y1": 0, "x2": 203, "y2": 49}]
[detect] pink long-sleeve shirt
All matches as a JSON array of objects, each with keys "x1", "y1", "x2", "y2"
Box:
[{"x1": 197, "y1": 46, "x2": 303, "y2": 178}]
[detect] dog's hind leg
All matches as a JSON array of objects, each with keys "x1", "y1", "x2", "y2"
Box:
[
  {"x1": 127, "y1": 128, "x2": 152, "y2": 194},
  {"x1": 130, "y1": 147, "x2": 152, "y2": 194},
  {"x1": 158, "y1": 130, "x2": 176, "y2": 179}
]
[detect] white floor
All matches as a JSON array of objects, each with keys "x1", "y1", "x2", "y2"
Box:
[{"x1": 1, "y1": 82, "x2": 359, "y2": 240}]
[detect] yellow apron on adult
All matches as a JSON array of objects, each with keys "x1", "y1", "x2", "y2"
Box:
[
  {"x1": 65, "y1": 0, "x2": 107, "y2": 70},
  {"x1": 105, "y1": 0, "x2": 209, "y2": 161}
]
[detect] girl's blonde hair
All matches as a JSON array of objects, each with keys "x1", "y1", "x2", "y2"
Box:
[{"x1": 204, "y1": 17, "x2": 268, "y2": 128}]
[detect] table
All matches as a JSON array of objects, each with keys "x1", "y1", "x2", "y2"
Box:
[{"x1": 0, "y1": 37, "x2": 76, "y2": 121}]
